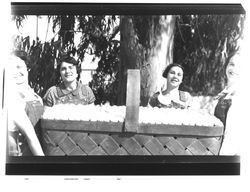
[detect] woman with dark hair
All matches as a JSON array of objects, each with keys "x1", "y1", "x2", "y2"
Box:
[
  {"x1": 43, "y1": 55, "x2": 95, "y2": 107},
  {"x1": 214, "y1": 53, "x2": 239, "y2": 126},
  {"x1": 148, "y1": 63, "x2": 192, "y2": 109}
]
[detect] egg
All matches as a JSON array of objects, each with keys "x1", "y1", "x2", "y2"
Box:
[{"x1": 42, "y1": 104, "x2": 223, "y2": 128}]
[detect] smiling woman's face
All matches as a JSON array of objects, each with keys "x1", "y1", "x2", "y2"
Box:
[
  {"x1": 166, "y1": 66, "x2": 183, "y2": 89},
  {"x1": 12, "y1": 57, "x2": 28, "y2": 85},
  {"x1": 60, "y1": 61, "x2": 78, "y2": 84},
  {"x1": 226, "y1": 55, "x2": 240, "y2": 84}
]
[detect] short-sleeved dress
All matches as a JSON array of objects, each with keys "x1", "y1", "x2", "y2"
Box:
[
  {"x1": 43, "y1": 81, "x2": 96, "y2": 107},
  {"x1": 148, "y1": 90, "x2": 192, "y2": 109}
]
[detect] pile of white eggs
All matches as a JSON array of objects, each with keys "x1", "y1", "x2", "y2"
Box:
[
  {"x1": 42, "y1": 104, "x2": 223, "y2": 127},
  {"x1": 139, "y1": 107, "x2": 223, "y2": 127},
  {"x1": 42, "y1": 104, "x2": 126, "y2": 122}
]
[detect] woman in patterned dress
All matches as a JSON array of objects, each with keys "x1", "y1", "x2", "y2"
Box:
[{"x1": 43, "y1": 55, "x2": 95, "y2": 107}]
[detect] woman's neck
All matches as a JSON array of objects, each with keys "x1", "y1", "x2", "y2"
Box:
[
  {"x1": 16, "y1": 82, "x2": 30, "y2": 92},
  {"x1": 64, "y1": 80, "x2": 77, "y2": 91},
  {"x1": 227, "y1": 80, "x2": 235, "y2": 88},
  {"x1": 162, "y1": 86, "x2": 179, "y2": 95}
]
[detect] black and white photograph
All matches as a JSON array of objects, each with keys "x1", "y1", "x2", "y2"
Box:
[{"x1": 1, "y1": 1, "x2": 250, "y2": 183}]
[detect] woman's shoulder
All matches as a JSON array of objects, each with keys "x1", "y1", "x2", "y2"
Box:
[
  {"x1": 152, "y1": 92, "x2": 160, "y2": 98},
  {"x1": 78, "y1": 82, "x2": 96, "y2": 104},
  {"x1": 149, "y1": 92, "x2": 160, "y2": 101},
  {"x1": 43, "y1": 85, "x2": 59, "y2": 107},
  {"x1": 148, "y1": 92, "x2": 160, "y2": 107},
  {"x1": 43, "y1": 85, "x2": 59, "y2": 102}
]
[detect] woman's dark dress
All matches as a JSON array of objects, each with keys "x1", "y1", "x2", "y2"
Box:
[{"x1": 214, "y1": 95, "x2": 232, "y2": 127}]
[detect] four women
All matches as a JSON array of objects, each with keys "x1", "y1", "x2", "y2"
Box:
[{"x1": 7, "y1": 50, "x2": 239, "y2": 156}]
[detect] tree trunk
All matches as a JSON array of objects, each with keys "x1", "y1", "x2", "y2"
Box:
[{"x1": 118, "y1": 15, "x2": 176, "y2": 106}]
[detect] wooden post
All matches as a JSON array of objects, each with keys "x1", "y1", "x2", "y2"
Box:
[{"x1": 125, "y1": 69, "x2": 140, "y2": 132}]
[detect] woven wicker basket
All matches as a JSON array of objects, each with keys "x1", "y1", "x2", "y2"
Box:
[
  {"x1": 41, "y1": 118, "x2": 223, "y2": 156},
  {"x1": 41, "y1": 70, "x2": 223, "y2": 156}
]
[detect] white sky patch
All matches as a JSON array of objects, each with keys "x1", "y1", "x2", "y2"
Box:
[{"x1": 12, "y1": 16, "x2": 58, "y2": 42}]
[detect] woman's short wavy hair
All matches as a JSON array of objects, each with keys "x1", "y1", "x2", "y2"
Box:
[
  {"x1": 57, "y1": 54, "x2": 81, "y2": 76},
  {"x1": 162, "y1": 63, "x2": 184, "y2": 78}
]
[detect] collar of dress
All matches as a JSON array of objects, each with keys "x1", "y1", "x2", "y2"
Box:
[
  {"x1": 58, "y1": 81, "x2": 81, "y2": 96},
  {"x1": 158, "y1": 90, "x2": 185, "y2": 106}
]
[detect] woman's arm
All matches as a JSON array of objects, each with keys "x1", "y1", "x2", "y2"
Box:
[{"x1": 10, "y1": 106, "x2": 44, "y2": 156}]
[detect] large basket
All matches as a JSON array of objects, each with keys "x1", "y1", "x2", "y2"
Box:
[
  {"x1": 41, "y1": 70, "x2": 223, "y2": 156},
  {"x1": 41, "y1": 119, "x2": 223, "y2": 156}
]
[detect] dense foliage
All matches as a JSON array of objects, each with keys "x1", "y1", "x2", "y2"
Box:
[
  {"x1": 12, "y1": 14, "x2": 245, "y2": 104},
  {"x1": 12, "y1": 15, "x2": 120, "y2": 103},
  {"x1": 174, "y1": 14, "x2": 245, "y2": 95}
]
